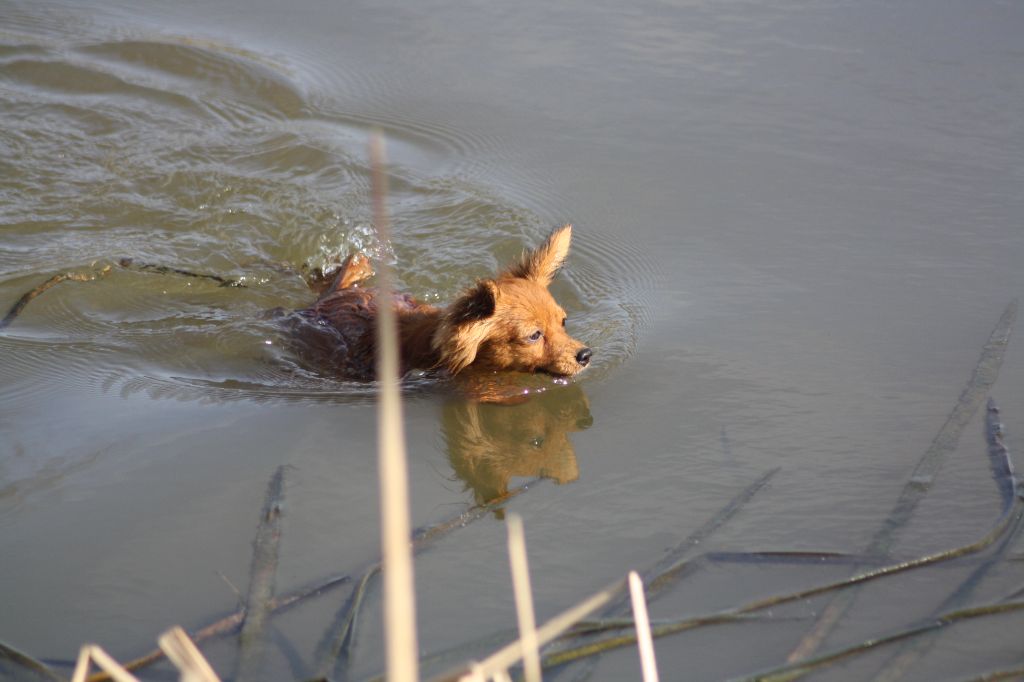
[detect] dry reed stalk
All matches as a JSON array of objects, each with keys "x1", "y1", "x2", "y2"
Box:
[
  {"x1": 158, "y1": 627, "x2": 222, "y2": 682},
  {"x1": 370, "y1": 131, "x2": 419, "y2": 682},
  {"x1": 433, "y1": 577, "x2": 626, "y2": 682},
  {"x1": 71, "y1": 646, "x2": 139, "y2": 682},
  {"x1": 506, "y1": 514, "x2": 542, "y2": 682},
  {"x1": 628, "y1": 572, "x2": 659, "y2": 682},
  {"x1": 786, "y1": 300, "x2": 1018, "y2": 664}
]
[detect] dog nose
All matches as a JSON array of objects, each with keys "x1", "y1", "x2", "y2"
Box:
[{"x1": 576, "y1": 347, "x2": 592, "y2": 366}]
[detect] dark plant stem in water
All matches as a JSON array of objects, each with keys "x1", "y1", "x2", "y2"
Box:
[
  {"x1": 870, "y1": 398, "x2": 1023, "y2": 682},
  {"x1": 786, "y1": 300, "x2": 1017, "y2": 664},
  {"x1": 540, "y1": 497, "x2": 1024, "y2": 670},
  {"x1": 556, "y1": 468, "x2": 779, "y2": 681},
  {"x1": 236, "y1": 466, "x2": 287, "y2": 681},
  {"x1": 316, "y1": 479, "x2": 543, "y2": 679},
  {"x1": 0, "y1": 639, "x2": 65, "y2": 681},
  {"x1": 734, "y1": 599, "x2": 1024, "y2": 682}
]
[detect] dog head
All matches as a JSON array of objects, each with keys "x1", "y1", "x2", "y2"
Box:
[{"x1": 433, "y1": 224, "x2": 592, "y2": 377}]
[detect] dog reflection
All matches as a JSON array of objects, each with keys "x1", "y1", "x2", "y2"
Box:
[{"x1": 441, "y1": 385, "x2": 593, "y2": 507}]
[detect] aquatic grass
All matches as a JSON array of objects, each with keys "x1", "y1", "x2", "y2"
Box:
[
  {"x1": 538, "y1": 496, "x2": 1024, "y2": 670},
  {"x1": 731, "y1": 599, "x2": 1024, "y2": 682},
  {"x1": 870, "y1": 398, "x2": 1023, "y2": 682},
  {"x1": 786, "y1": 299, "x2": 1018, "y2": 664},
  {"x1": 236, "y1": 465, "x2": 286, "y2": 679}
]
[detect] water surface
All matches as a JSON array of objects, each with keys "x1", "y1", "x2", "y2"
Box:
[{"x1": 2, "y1": 1, "x2": 1023, "y2": 679}]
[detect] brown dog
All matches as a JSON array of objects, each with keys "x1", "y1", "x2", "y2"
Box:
[{"x1": 295, "y1": 224, "x2": 591, "y2": 382}]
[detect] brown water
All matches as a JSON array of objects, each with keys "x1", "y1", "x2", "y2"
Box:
[{"x1": 2, "y1": 1, "x2": 1023, "y2": 680}]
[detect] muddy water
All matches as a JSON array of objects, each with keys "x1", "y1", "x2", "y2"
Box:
[{"x1": 2, "y1": 1, "x2": 1023, "y2": 679}]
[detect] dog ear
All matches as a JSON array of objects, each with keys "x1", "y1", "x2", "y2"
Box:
[
  {"x1": 433, "y1": 280, "x2": 499, "y2": 374},
  {"x1": 506, "y1": 224, "x2": 572, "y2": 286}
]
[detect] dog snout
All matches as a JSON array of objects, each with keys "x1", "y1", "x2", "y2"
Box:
[{"x1": 575, "y1": 347, "x2": 592, "y2": 367}]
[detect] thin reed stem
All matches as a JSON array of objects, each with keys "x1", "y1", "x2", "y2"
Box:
[
  {"x1": 629, "y1": 572, "x2": 660, "y2": 682},
  {"x1": 371, "y1": 131, "x2": 419, "y2": 682},
  {"x1": 508, "y1": 514, "x2": 542, "y2": 682}
]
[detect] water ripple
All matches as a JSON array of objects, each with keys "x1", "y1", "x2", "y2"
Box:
[{"x1": 0, "y1": 29, "x2": 650, "y2": 405}]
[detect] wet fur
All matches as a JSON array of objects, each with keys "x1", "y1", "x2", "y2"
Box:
[{"x1": 294, "y1": 225, "x2": 590, "y2": 381}]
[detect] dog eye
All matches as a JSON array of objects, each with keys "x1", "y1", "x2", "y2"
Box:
[
  {"x1": 561, "y1": 317, "x2": 567, "y2": 327},
  {"x1": 528, "y1": 330, "x2": 543, "y2": 342}
]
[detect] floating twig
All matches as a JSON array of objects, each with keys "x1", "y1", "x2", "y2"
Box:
[
  {"x1": 0, "y1": 257, "x2": 246, "y2": 331},
  {"x1": 117, "y1": 258, "x2": 244, "y2": 288},
  {"x1": 786, "y1": 300, "x2": 1018, "y2": 663},
  {"x1": 0, "y1": 267, "x2": 111, "y2": 330},
  {"x1": 237, "y1": 466, "x2": 287, "y2": 680}
]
